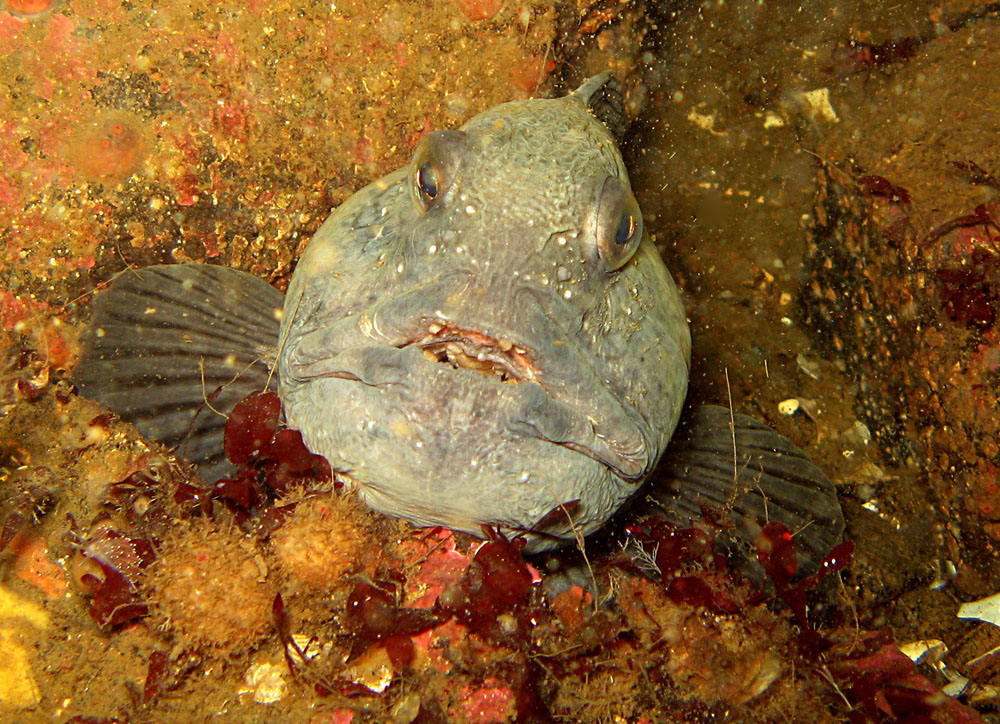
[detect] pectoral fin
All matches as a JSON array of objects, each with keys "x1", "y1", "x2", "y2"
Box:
[
  {"x1": 74, "y1": 263, "x2": 284, "y2": 481},
  {"x1": 645, "y1": 404, "x2": 845, "y2": 581}
]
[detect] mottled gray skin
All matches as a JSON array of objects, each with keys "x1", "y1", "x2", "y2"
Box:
[{"x1": 278, "y1": 79, "x2": 691, "y2": 551}]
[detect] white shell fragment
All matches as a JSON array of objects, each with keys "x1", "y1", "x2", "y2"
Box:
[
  {"x1": 898, "y1": 636, "x2": 1000, "y2": 703},
  {"x1": 795, "y1": 353, "x2": 821, "y2": 380},
  {"x1": 787, "y1": 87, "x2": 839, "y2": 123},
  {"x1": 242, "y1": 661, "x2": 288, "y2": 704},
  {"x1": 950, "y1": 591, "x2": 1000, "y2": 702},
  {"x1": 898, "y1": 639, "x2": 947, "y2": 665},
  {"x1": 763, "y1": 111, "x2": 785, "y2": 129},
  {"x1": 343, "y1": 645, "x2": 394, "y2": 693},
  {"x1": 957, "y1": 592, "x2": 1000, "y2": 627},
  {"x1": 777, "y1": 398, "x2": 800, "y2": 416}
]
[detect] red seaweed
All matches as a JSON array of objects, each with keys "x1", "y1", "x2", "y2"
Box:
[
  {"x1": 858, "y1": 174, "x2": 912, "y2": 206},
  {"x1": 345, "y1": 580, "x2": 443, "y2": 654},
  {"x1": 831, "y1": 37, "x2": 920, "y2": 77},
  {"x1": 936, "y1": 266, "x2": 997, "y2": 331},
  {"x1": 224, "y1": 391, "x2": 281, "y2": 466},
  {"x1": 439, "y1": 531, "x2": 535, "y2": 640},
  {"x1": 142, "y1": 650, "x2": 170, "y2": 704},
  {"x1": 78, "y1": 552, "x2": 150, "y2": 627},
  {"x1": 216, "y1": 392, "x2": 332, "y2": 518},
  {"x1": 925, "y1": 204, "x2": 1000, "y2": 246},
  {"x1": 513, "y1": 659, "x2": 554, "y2": 724},
  {"x1": 829, "y1": 632, "x2": 986, "y2": 724},
  {"x1": 756, "y1": 521, "x2": 856, "y2": 655}
]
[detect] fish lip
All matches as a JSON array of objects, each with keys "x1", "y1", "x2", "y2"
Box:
[
  {"x1": 283, "y1": 301, "x2": 651, "y2": 480},
  {"x1": 289, "y1": 339, "x2": 648, "y2": 480},
  {"x1": 406, "y1": 321, "x2": 538, "y2": 384}
]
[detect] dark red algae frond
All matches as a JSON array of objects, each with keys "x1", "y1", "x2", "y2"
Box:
[
  {"x1": 935, "y1": 250, "x2": 998, "y2": 331},
  {"x1": 183, "y1": 390, "x2": 333, "y2": 525},
  {"x1": 753, "y1": 523, "x2": 988, "y2": 724},
  {"x1": 69, "y1": 470, "x2": 168, "y2": 629},
  {"x1": 624, "y1": 515, "x2": 741, "y2": 614},
  {"x1": 344, "y1": 579, "x2": 443, "y2": 657},
  {"x1": 756, "y1": 520, "x2": 853, "y2": 653},
  {"x1": 224, "y1": 391, "x2": 281, "y2": 467},
  {"x1": 224, "y1": 392, "x2": 331, "y2": 488},
  {"x1": 828, "y1": 631, "x2": 987, "y2": 724},
  {"x1": 858, "y1": 174, "x2": 912, "y2": 206},
  {"x1": 141, "y1": 650, "x2": 169, "y2": 705},
  {"x1": 437, "y1": 528, "x2": 537, "y2": 641}
]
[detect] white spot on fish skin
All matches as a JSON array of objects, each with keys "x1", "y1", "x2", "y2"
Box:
[
  {"x1": 556, "y1": 236, "x2": 567, "y2": 246},
  {"x1": 428, "y1": 244, "x2": 437, "y2": 253},
  {"x1": 144, "y1": 306, "x2": 157, "y2": 315},
  {"x1": 222, "y1": 353, "x2": 237, "y2": 367},
  {"x1": 625, "y1": 306, "x2": 632, "y2": 316},
  {"x1": 396, "y1": 263, "x2": 405, "y2": 273},
  {"x1": 563, "y1": 289, "x2": 572, "y2": 300},
  {"x1": 470, "y1": 459, "x2": 479, "y2": 468},
  {"x1": 359, "y1": 313, "x2": 376, "y2": 339},
  {"x1": 556, "y1": 266, "x2": 571, "y2": 282},
  {"x1": 415, "y1": 440, "x2": 424, "y2": 449},
  {"x1": 517, "y1": 471, "x2": 529, "y2": 483},
  {"x1": 273, "y1": 307, "x2": 285, "y2": 322},
  {"x1": 456, "y1": 246, "x2": 465, "y2": 255},
  {"x1": 434, "y1": 309, "x2": 449, "y2": 320},
  {"x1": 465, "y1": 205, "x2": 476, "y2": 215}
]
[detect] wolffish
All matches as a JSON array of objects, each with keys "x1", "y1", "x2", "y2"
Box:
[{"x1": 75, "y1": 75, "x2": 843, "y2": 567}]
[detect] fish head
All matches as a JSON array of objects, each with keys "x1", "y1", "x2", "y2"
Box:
[{"x1": 278, "y1": 77, "x2": 691, "y2": 549}]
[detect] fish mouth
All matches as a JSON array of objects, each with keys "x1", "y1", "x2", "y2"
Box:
[
  {"x1": 284, "y1": 298, "x2": 653, "y2": 481},
  {"x1": 411, "y1": 323, "x2": 537, "y2": 384}
]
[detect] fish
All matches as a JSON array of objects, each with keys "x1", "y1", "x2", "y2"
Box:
[{"x1": 75, "y1": 75, "x2": 843, "y2": 571}]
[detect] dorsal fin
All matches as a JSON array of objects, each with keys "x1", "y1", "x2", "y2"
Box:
[{"x1": 573, "y1": 73, "x2": 627, "y2": 145}]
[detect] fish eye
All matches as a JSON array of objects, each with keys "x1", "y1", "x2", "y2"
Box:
[
  {"x1": 410, "y1": 130, "x2": 467, "y2": 212},
  {"x1": 416, "y1": 161, "x2": 440, "y2": 203},
  {"x1": 615, "y1": 209, "x2": 636, "y2": 246},
  {"x1": 595, "y1": 176, "x2": 643, "y2": 271}
]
